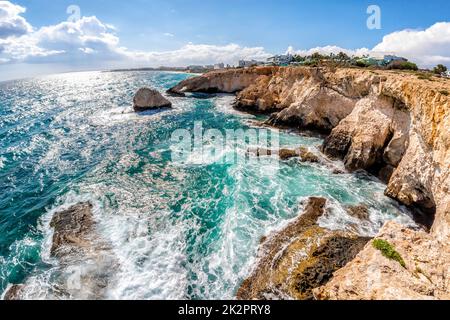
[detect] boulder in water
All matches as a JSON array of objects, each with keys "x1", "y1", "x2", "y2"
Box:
[
  {"x1": 2, "y1": 284, "x2": 24, "y2": 300},
  {"x1": 50, "y1": 202, "x2": 95, "y2": 258},
  {"x1": 346, "y1": 204, "x2": 370, "y2": 221},
  {"x1": 247, "y1": 146, "x2": 320, "y2": 163},
  {"x1": 48, "y1": 202, "x2": 117, "y2": 299},
  {"x1": 133, "y1": 87, "x2": 172, "y2": 112}
]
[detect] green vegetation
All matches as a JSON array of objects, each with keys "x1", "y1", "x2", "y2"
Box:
[
  {"x1": 417, "y1": 72, "x2": 433, "y2": 81},
  {"x1": 372, "y1": 239, "x2": 406, "y2": 268},
  {"x1": 291, "y1": 51, "x2": 420, "y2": 73},
  {"x1": 387, "y1": 61, "x2": 418, "y2": 71},
  {"x1": 439, "y1": 90, "x2": 449, "y2": 96},
  {"x1": 354, "y1": 60, "x2": 371, "y2": 68},
  {"x1": 301, "y1": 59, "x2": 319, "y2": 67},
  {"x1": 336, "y1": 52, "x2": 350, "y2": 62},
  {"x1": 433, "y1": 64, "x2": 448, "y2": 74}
]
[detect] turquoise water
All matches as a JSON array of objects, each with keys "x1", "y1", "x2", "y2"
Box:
[{"x1": 0, "y1": 71, "x2": 415, "y2": 299}]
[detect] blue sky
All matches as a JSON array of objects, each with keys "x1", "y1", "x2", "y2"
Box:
[
  {"x1": 1, "y1": 0, "x2": 450, "y2": 80},
  {"x1": 13, "y1": 0, "x2": 450, "y2": 52}
]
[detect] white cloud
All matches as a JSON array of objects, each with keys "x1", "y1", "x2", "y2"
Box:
[
  {"x1": 105, "y1": 23, "x2": 116, "y2": 31},
  {"x1": 286, "y1": 45, "x2": 371, "y2": 58},
  {"x1": 124, "y1": 43, "x2": 271, "y2": 66},
  {"x1": 0, "y1": 15, "x2": 122, "y2": 63},
  {"x1": 0, "y1": 1, "x2": 271, "y2": 69},
  {"x1": 79, "y1": 47, "x2": 96, "y2": 54},
  {"x1": 1, "y1": 0, "x2": 450, "y2": 74},
  {"x1": 287, "y1": 22, "x2": 450, "y2": 68},
  {"x1": 0, "y1": 6, "x2": 271, "y2": 68},
  {"x1": 0, "y1": 1, "x2": 32, "y2": 39},
  {"x1": 373, "y1": 22, "x2": 450, "y2": 66}
]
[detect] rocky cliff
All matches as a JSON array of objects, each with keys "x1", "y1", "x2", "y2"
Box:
[
  {"x1": 168, "y1": 66, "x2": 450, "y2": 299},
  {"x1": 168, "y1": 67, "x2": 277, "y2": 96},
  {"x1": 314, "y1": 221, "x2": 449, "y2": 300}
]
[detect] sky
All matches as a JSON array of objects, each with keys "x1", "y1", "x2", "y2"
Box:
[{"x1": 1, "y1": 0, "x2": 450, "y2": 81}]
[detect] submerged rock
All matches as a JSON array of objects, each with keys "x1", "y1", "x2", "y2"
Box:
[
  {"x1": 346, "y1": 204, "x2": 370, "y2": 221},
  {"x1": 315, "y1": 221, "x2": 450, "y2": 300},
  {"x1": 279, "y1": 147, "x2": 320, "y2": 162},
  {"x1": 133, "y1": 87, "x2": 172, "y2": 112},
  {"x1": 298, "y1": 147, "x2": 320, "y2": 163},
  {"x1": 236, "y1": 197, "x2": 370, "y2": 300},
  {"x1": 7, "y1": 203, "x2": 118, "y2": 300},
  {"x1": 2, "y1": 284, "x2": 24, "y2": 300},
  {"x1": 50, "y1": 202, "x2": 95, "y2": 258},
  {"x1": 278, "y1": 148, "x2": 298, "y2": 160},
  {"x1": 247, "y1": 146, "x2": 320, "y2": 162},
  {"x1": 49, "y1": 203, "x2": 117, "y2": 299}
]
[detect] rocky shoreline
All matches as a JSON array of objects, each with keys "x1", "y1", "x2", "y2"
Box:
[
  {"x1": 4, "y1": 203, "x2": 117, "y2": 300},
  {"x1": 236, "y1": 197, "x2": 371, "y2": 300},
  {"x1": 167, "y1": 66, "x2": 450, "y2": 300},
  {"x1": 4, "y1": 66, "x2": 447, "y2": 300}
]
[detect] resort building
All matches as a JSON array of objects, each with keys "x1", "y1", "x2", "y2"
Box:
[
  {"x1": 383, "y1": 55, "x2": 408, "y2": 64},
  {"x1": 238, "y1": 60, "x2": 264, "y2": 68},
  {"x1": 267, "y1": 54, "x2": 294, "y2": 66}
]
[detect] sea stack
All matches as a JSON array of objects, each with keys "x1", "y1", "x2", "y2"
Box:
[{"x1": 133, "y1": 87, "x2": 172, "y2": 112}]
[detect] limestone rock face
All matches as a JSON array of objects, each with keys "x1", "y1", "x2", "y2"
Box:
[
  {"x1": 167, "y1": 67, "x2": 275, "y2": 96},
  {"x1": 314, "y1": 221, "x2": 450, "y2": 300},
  {"x1": 323, "y1": 95, "x2": 410, "y2": 172},
  {"x1": 385, "y1": 132, "x2": 436, "y2": 217},
  {"x1": 50, "y1": 203, "x2": 116, "y2": 299},
  {"x1": 265, "y1": 87, "x2": 357, "y2": 131},
  {"x1": 236, "y1": 197, "x2": 370, "y2": 300},
  {"x1": 133, "y1": 88, "x2": 172, "y2": 112}
]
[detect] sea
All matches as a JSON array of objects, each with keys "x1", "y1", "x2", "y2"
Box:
[{"x1": 0, "y1": 71, "x2": 415, "y2": 299}]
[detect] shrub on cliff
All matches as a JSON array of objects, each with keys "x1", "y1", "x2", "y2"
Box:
[
  {"x1": 387, "y1": 61, "x2": 418, "y2": 71},
  {"x1": 293, "y1": 54, "x2": 306, "y2": 63},
  {"x1": 303, "y1": 59, "x2": 319, "y2": 67},
  {"x1": 433, "y1": 64, "x2": 448, "y2": 74},
  {"x1": 354, "y1": 60, "x2": 371, "y2": 68},
  {"x1": 336, "y1": 51, "x2": 351, "y2": 62},
  {"x1": 417, "y1": 72, "x2": 434, "y2": 81},
  {"x1": 372, "y1": 239, "x2": 406, "y2": 268}
]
